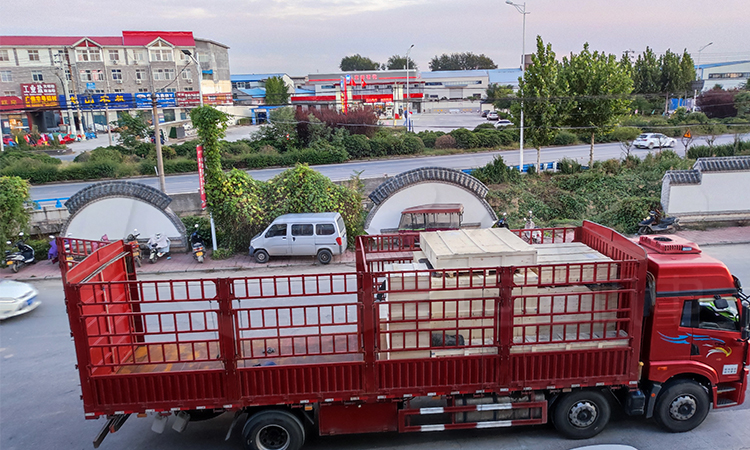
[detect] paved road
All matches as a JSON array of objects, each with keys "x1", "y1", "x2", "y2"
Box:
[
  {"x1": 1, "y1": 244, "x2": 749, "y2": 450},
  {"x1": 31, "y1": 132, "x2": 743, "y2": 201}
]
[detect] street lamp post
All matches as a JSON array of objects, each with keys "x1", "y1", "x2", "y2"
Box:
[
  {"x1": 694, "y1": 42, "x2": 713, "y2": 107},
  {"x1": 506, "y1": 0, "x2": 528, "y2": 172},
  {"x1": 406, "y1": 44, "x2": 414, "y2": 132}
]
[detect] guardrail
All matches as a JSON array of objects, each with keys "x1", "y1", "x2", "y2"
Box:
[
  {"x1": 30, "y1": 197, "x2": 69, "y2": 209},
  {"x1": 462, "y1": 161, "x2": 558, "y2": 175}
]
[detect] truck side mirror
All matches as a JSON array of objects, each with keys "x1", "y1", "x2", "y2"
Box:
[{"x1": 713, "y1": 296, "x2": 729, "y2": 310}]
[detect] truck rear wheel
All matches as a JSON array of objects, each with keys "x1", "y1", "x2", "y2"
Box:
[
  {"x1": 553, "y1": 390, "x2": 611, "y2": 439},
  {"x1": 654, "y1": 380, "x2": 709, "y2": 433},
  {"x1": 242, "y1": 409, "x2": 304, "y2": 450}
]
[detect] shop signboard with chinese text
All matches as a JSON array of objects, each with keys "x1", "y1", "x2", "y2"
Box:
[
  {"x1": 175, "y1": 92, "x2": 201, "y2": 107},
  {"x1": 21, "y1": 83, "x2": 59, "y2": 108},
  {"x1": 203, "y1": 93, "x2": 232, "y2": 105},
  {"x1": 0, "y1": 96, "x2": 24, "y2": 111},
  {"x1": 135, "y1": 92, "x2": 177, "y2": 108},
  {"x1": 59, "y1": 93, "x2": 134, "y2": 110}
]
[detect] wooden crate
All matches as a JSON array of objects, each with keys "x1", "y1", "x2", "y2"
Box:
[
  {"x1": 533, "y1": 243, "x2": 618, "y2": 283},
  {"x1": 420, "y1": 228, "x2": 537, "y2": 270}
]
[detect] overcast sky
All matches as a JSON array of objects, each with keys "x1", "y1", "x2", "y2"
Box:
[{"x1": 4, "y1": 0, "x2": 749, "y2": 75}]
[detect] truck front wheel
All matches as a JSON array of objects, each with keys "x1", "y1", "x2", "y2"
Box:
[
  {"x1": 553, "y1": 390, "x2": 611, "y2": 439},
  {"x1": 242, "y1": 409, "x2": 305, "y2": 450},
  {"x1": 654, "y1": 380, "x2": 710, "y2": 432}
]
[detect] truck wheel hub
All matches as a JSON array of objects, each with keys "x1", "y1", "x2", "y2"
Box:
[
  {"x1": 257, "y1": 424, "x2": 290, "y2": 450},
  {"x1": 670, "y1": 395, "x2": 697, "y2": 421},
  {"x1": 569, "y1": 401, "x2": 598, "y2": 428}
]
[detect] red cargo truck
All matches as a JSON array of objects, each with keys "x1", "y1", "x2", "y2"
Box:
[{"x1": 58, "y1": 221, "x2": 749, "y2": 449}]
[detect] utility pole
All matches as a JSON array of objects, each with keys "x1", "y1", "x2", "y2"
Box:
[
  {"x1": 66, "y1": 48, "x2": 87, "y2": 139},
  {"x1": 152, "y1": 96, "x2": 166, "y2": 192}
]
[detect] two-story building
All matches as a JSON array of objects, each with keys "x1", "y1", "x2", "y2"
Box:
[{"x1": 0, "y1": 31, "x2": 231, "y2": 136}]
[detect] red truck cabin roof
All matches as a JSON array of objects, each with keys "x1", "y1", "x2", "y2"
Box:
[{"x1": 638, "y1": 235, "x2": 736, "y2": 296}]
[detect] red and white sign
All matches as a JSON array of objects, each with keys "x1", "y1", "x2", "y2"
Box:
[
  {"x1": 175, "y1": 91, "x2": 202, "y2": 107},
  {"x1": 21, "y1": 83, "x2": 58, "y2": 108},
  {"x1": 203, "y1": 93, "x2": 233, "y2": 105},
  {"x1": 0, "y1": 96, "x2": 24, "y2": 111},
  {"x1": 196, "y1": 145, "x2": 207, "y2": 209}
]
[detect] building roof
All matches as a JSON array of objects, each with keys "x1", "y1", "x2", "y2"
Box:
[
  {"x1": 232, "y1": 73, "x2": 287, "y2": 82},
  {"x1": 238, "y1": 88, "x2": 266, "y2": 97},
  {"x1": 696, "y1": 60, "x2": 750, "y2": 69},
  {"x1": 295, "y1": 88, "x2": 315, "y2": 94},
  {"x1": 693, "y1": 155, "x2": 750, "y2": 172},
  {"x1": 487, "y1": 68, "x2": 523, "y2": 85},
  {"x1": 663, "y1": 169, "x2": 702, "y2": 185},
  {"x1": 0, "y1": 31, "x2": 196, "y2": 48},
  {"x1": 420, "y1": 69, "x2": 490, "y2": 79}
]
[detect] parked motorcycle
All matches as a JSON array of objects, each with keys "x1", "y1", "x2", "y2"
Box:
[
  {"x1": 5, "y1": 233, "x2": 35, "y2": 273},
  {"x1": 126, "y1": 230, "x2": 142, "y2": 267},
  {"x1": 638, "y1": 211, "x2": 679, "y2": 235},
  {"x1": 147, "y1": 233, "x2": 171, "y2": 264},
  {"x1": 493, "y1": 212, "x2": 510, "y2": 229},
  {"x1": 190, "y1": 224, "x2": 206, "y2": 263}
]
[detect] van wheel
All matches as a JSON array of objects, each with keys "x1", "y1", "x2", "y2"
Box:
[
  {"x1": 317, "y1": 249, "x2": 332, "y2": 265},
  {"x1": 242, "y1": 410, "x2": 304, "y2": 450},
  {"x1": 553, "y1": 390, "x2": 611, "y2": 439},
  {"x1": 654, "y1": 380, "x2": 709, "y2": 433},
  {"x1": 254, "y1": 249, "x2": 269, "y2": 264}
]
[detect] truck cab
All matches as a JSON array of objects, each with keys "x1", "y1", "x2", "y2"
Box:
[{"x1": 639, "y1": 234, "x2": 749, "y2": 429}]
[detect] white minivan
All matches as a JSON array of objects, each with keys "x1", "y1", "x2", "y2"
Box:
[{"x1": 249, "y1": 212, "x2": 347, "y2": 264}]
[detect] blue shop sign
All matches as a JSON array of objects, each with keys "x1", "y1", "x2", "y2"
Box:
[
  {"x1": 135, "y1": 92, "x2": 176, "y2": 108},
  {"x1": 58, "y1": 93, "x2": 135, "y2": 110}
]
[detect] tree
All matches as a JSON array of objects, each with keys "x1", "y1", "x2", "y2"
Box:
[
  {"x1": 735, "y1": 91, "x2": 750, "y2": 117},
  {"x1": 632, "y1": 47, "x2": 661, "y2": 94},
  {"x1": 0, "y1": 176, "x2": 30, "y2": 247},
  {"x1": 485, "y1": 83, "x2": 515, "y2": 110},
  {"x1": 428, "y1": 52, "x2": 497, "y2": 71},
  {"x1": 514, "y1": 36, "x2": 562, "y2": 169},
  {"x1": 559, "y1": 43, "x2": 633, "y2": 167},
  {"x1": 116, "y1": 111, "x2": 150, "y2": 149},
  {"x1": 697, "y1": 87, "x2": 739, "y2": 118},
  {"x1": 386, "y1": 54, "x2": 417, "y2": 71},
  {"x1": 340, "y1": 54, "x2": 380, "y2": 71},
  {"x1": 264, "y1": 76, "x2": 290, "y2": 105}
]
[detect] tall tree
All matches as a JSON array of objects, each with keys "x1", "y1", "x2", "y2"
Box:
[
  {"x1": 632, "y1": 47, "x2": 661, "y2": 94},
  {"x1": 485, "y1": 83, "x2": 515, "y2": 110},
  {"x1": 514, "y1": 36, "x2": 562, "y2": 169},
  {"x1": 0, "y1": 176, "x2": 30, "y2": 247},
  {"x1": 429, "y1": 52, "x2": 497, "y2": 71},
  {"x1": 340, "y1": 54, "x2": 380, "y2": 71},
  {"x1": 559, "y1": 43, "x2": 633, "y2": 167},
  {"x1": 264, "y1": 76, "x2": 290, "y2": 105},
  {"x1": 386, "y1": 54, "x2": 418, "y2": 71},
  {"x1": 660, "y1": 50, "x2": 683, "y2": 113}
]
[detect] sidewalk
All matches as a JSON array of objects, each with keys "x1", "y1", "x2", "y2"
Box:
[{"x1": 3, "y1": 226, "x2": 748, "y2": 282}]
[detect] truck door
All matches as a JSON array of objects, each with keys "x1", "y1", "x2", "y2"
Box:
[{"x1": 685, "y1": 296, "x2": 745, "y2": 382}]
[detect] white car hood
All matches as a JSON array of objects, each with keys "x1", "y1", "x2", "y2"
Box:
[{"x1": 0, "y1": 280, "x2": 37, "y2": 299}]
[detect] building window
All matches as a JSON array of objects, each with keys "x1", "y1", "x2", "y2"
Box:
[
  {"x1": 76, "y1": 47, "x2": 101, "y2": 62},
  {"x1": 31, "y1": 71, "x2": 44, "y2": 82},
  {"x1": 0, "y1": 50, "x2": 10, "y2": 62},
  {"x1": 156, "y1": 87, "x2": 177, "y2": 93},
  {"x1": 27, "y1": 50, "x2": 40, "y2": 61},
  {"x1": 111, "y1": 69, "x2": 122, "y2": 81},
  {"x1": 184, "y1": 87, "x2": 195, "y2": 91},
  {"x1": 181, "y1": 69, "x2": 192, "y2": 81},
  {"x1": 138, "y1": 88, "x2": 149, "y2": 93},
  {"x1": 108, "y1": 50, "x2": 120, "y2": 62},
  {"x1": 80, "y1": 70, "x2": 103, "y2": 81},
  {"x1": 113, "y1": 88, "x2": 124, "y2": 93},
  {"x1": 1, "y1": 70, "x2": 13, "y2": 82},
  {"x1": 133, "y1": 50, "x2": 146, "y2": 62},
  {"x1": 4, "y1": 90, "x2": 16, "y2": 96},
  {"x1": 135, "y1": 69, "x2": 146, "y2": 80},
  {"x1": 202, "y1": 72, "x2": 213, "y2": 81},
  {"x1": 153, "y1": 68, "x2": 175, "y2": 80},
  {"x1": 197, "y1": 53, "x2": 209, "y2": 63},
  {"x1": 94, "y1": 89, "x2": 105, "y2": 94},
  {"x1": 150, "y1": 47, "x2": 174, "y2": 62}
]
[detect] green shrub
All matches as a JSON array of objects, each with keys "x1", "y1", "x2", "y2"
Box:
[
  {"x1": 1, "y1": 159, "x2": 60, "y2": 183},
  {"x1": 181, "y1": 215, "x2": 218, "y2": 248},
  {"x1": 343, "y1": 134, "x2": 372, "y2": 159},
  {"x1": 400, "y1": 135, "x2": 425, "y2": 155},
  {"x1": 475, "y1": 129, "x2": 504, "y2": 148},
  {"x1": 222, "y1": 141, "x2": 253, "y2": 155},
  {"x1": 164, "y1": 159, "x2": 198, "y2": 173},
  {"x1": 172, "y1": 140, "x2": 199, "y2": 158},
  {"x1": 558, "y1": 158, "x2": 582, "y2": 174},
  {"x1": 369, "y1": 135, "x2": 394, "y2": 156},
  {"x1": 26, "y1": 238, "x2": 51, "y2": 262},
  {"x1": 450, "y1": 128, "x2": 480, "y2": 149},
  {"x1": 434, "y1": 134, "x2": 457, "y2": 149},
  {"x1": 471, "y1": 155, "x2": 520, "y2": 185},
  {"x1": 552, "y1": 131, "x2": 578, "y2": 146},
  {"x1": 416, "y1": 131, "x2": 445, "y2": 149},
  {"x1": 211, "y1": 248, "x2": 233, "y2": 260},
  {"x1": 473, "y1": 123, "x2": 496, "y2": 132}
]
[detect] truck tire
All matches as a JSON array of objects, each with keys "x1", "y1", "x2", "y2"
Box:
[
  {"x1": 317, "y1": 249, "x2": 332, "y2": 265},
  {"x1": 242, "y1": 409, "x2": 304, "y2": 450},
  {"x1": 553, "y1": 390, "x2": 611, "y2": 439},
  {"x1": 254, "y1": 249, "x2": 269, "y2": 264},
  {"x1": 654, "y1": 380, "x2": 709, "y2": 433}
]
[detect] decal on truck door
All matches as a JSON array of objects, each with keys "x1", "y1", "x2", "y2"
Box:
[{"x1": 659, "y1": 332, "x2": 731, "y2": 359}]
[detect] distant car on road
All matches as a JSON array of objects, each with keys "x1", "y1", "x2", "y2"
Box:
[
  {"x1": 633, "y1": 133, "x2": 676, "y2": 149},
  {"x1": 496, "y1": 119, "x2": 513, "y2": 127},
  {"x1": 0, "y1": 280, "x2": 40, "y2": 320},
  {"x1": 486, "y1": 111, "x2": 499, "y2": 120}
]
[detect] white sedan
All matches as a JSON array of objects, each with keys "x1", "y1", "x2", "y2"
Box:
[
  {"x1": 0, "y1": 280, "x2": 40, "y2": 320},
  {"x1": 633, "y1": 133, "x2": 676, "y2": 149}
]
